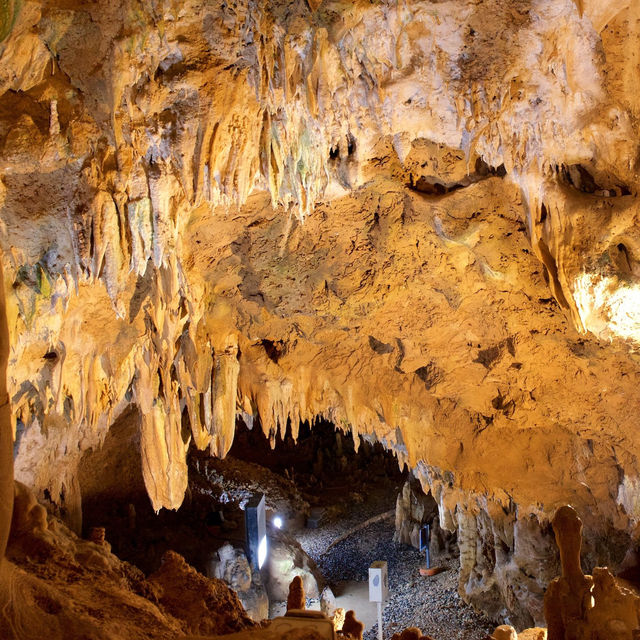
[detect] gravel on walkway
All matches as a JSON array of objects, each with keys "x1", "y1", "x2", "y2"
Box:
[{"x1": 297, "y1": 489, "x2": 494, "y2": 640}]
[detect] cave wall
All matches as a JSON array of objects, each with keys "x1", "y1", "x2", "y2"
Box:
[
  {"x1": 2, "y1": 0, "x2": 640, "y2": 626},
  {"x1": 0, "y1": 257, "x2": 12, "y2": 563}
]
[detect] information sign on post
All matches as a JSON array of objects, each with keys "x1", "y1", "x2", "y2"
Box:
[
  {"x1": 368, "y1": 560, "x2": 389, "y2": 601},
  {"x1": 369, "y1": 560, "x2": 388, "y2": 640}
]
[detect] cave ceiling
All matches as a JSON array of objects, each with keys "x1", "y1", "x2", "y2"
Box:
[{"x1": 0, "y1": 0, "x2": 639, "y2": 554}]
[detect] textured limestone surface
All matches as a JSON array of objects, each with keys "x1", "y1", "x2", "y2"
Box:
[
  {"x1": 543, "y1": 505, "x2": 640, "y2": 640},
  {"x1": 0, "y1": 482, "x2": 254, "y2": 640},
  {"x1": 3, "y1": 0, "x2": 640, "y2": 628},
  {"x1": 394, "y1": 478, "x2": 439, "y2": 549}
]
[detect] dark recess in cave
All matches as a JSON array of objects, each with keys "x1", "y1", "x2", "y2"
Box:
[{"x1": 77, "y1": 409, "x2": 406, "y2": 576}]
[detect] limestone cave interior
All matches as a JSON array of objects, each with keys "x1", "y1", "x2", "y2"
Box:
[{"x1": 3, "y1": 1, "x2": 640, "y2": 639}]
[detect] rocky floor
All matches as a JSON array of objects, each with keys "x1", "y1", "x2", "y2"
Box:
[
  {"x1": 295, "y1": 487, "x2": 494, "y2": 640},
  {"x1": 193, "y1": 440, "x2": 495, "y2": 639}
]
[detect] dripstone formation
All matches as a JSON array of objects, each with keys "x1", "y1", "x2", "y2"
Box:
[{"x1": 1, "y1": 0, "x2": 640, "y2": 632}]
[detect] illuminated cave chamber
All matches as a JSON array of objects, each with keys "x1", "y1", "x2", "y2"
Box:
[
  {"x1": 77, "y1": 410, "x2": 473, "y2": 633},
  {"x1": 5, "y1": 0, "x2": 640, "y2": 638}
]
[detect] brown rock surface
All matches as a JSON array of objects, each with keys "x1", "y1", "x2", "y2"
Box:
[
  {"x1": 341, "y1": 610, "x2": 365, "y2": 640},
  {"x1": 0, "y1": 252, "x2": 12, "y2": 588},
  {"x1": 0, "y1": 483, "x2": 254, "y2": 640},
  {"x1": 545, "y1": 505, "x2": 640, "y2": 640},
  {"x1": 517, "y1": 631, "x2": 547, "y2": 640},
  {"x1": 148, "y1": 549, "x2": 255, "y2": 636},
  {"x1": 492, "y1": 626, "x2": 517, "y2": 640},
  {"x1": 1, "y1": 0, "x2": 640, "y2": 629},
  {"x1": 287, "y1": 575, "x2": 306, "y2": 612},
  {"x1": 394, "y1": 479, "x2": 439, "y2": 549}
]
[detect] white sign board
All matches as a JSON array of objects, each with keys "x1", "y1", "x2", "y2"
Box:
[
  {"x1": 369, "y1": 560, "x2": 389, "y2": 602},
  {"x1": 245, "y1": 493, "x2": 267, "y2": 569}
]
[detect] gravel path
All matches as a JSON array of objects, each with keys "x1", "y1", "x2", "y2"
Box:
[
  {"x1": 296, "y1": 491, "x2": 494, "y2": 640},
  {"x1": 296, "y1": 486, "x2": 398, "y2": 560},
  {"x1": 196, "y1": 450, "x2": 495, "y2": 639}
]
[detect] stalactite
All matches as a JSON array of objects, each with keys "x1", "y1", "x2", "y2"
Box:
[
  {"x1": 176, "y1": 333, "x2": 212, "y2": 451},
  {"x1": 128, "y1": 198, "x2": 153, "y2": 277},
  {"x1": 209, "y1": 338, "x2": 240, "y2": 458},
  {"x1": 133, "y1": 257, "x2": 192, "y2": 510}
]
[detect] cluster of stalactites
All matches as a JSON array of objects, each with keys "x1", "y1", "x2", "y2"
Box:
[
  {"x1": 6, "y1": 0, "x2": 639, "y2": 512},
  {"x1": 8, "y1": 0, "x2": 627, "y2": 313}
]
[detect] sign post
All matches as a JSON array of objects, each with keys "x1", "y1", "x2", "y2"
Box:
[
  {"x1": 419, "y1": 523, "x2": 444, "y2": 577},
  {"x1": 419, "y1": 523, "x2": 431, "y2": 569},
  {"x1": 369, "y1": 560, "x2": 388, "y2": 640}
]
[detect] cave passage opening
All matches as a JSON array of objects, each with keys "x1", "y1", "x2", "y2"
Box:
[
  {"x1": 226, "y1": 416, "x2": 407, "y2": 523},
  {"x1": 76, "y1": 409, "x2": 491, "y2": 637},
  {"x1": 78, "y1": 410, "x2": 407, "y2": 576}
]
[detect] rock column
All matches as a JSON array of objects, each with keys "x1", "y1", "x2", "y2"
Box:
[{"x1": 0, "y1": 257, "x2": 12, "y2": 560}]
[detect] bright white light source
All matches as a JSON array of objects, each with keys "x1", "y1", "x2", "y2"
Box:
[
  {"x1": 273, "y1": 516, "x2": 283, "y2": 529},
  {"x1": 258, "y1": 535, "x2": 267, "y2": 569}
]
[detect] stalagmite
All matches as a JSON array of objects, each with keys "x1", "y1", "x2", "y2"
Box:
[
  {"x1": 544, "y1": 506, "x2": 594, "y2": 639},
  {"x1": 286, "y1": 575, "x2": 305, "y2": 611},
  {"x1": 342, "y1": 610, "x2": 365, "y2": 640},
  {"x1": 544, "y1": 505, "x2": 640, "y2": 639}
]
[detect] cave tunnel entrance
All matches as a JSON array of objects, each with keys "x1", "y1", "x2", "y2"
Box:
[
  {"x1": 77, "y1": 411, "x2": 490, "y2": 638},
  {"x1": 226, "y1": 416, "x2": 406, "y2": 519},
  {"x1": 79, "y1": 413, "x2": 409, "y2": 575}
]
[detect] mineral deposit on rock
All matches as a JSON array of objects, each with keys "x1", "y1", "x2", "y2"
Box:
[{"x1": 1, "y1": 0, "x2": 640, "y2": 635}]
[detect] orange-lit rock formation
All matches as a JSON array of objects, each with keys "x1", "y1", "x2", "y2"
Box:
[
  {"x1": 287, "y1": 575, "x2": 305, "y2": 612},
  {"x1": 544, "y1": 505, "x2": 640, "y2": 640},
  {"x1": 2, "y1": 0, "x2": 640, "y2": 627},
  {"x1": 0, "y1": 482, "x2": 254, "y2": 639}
]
